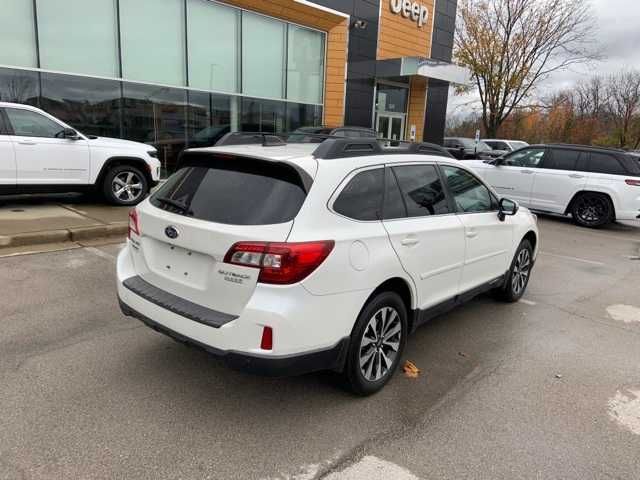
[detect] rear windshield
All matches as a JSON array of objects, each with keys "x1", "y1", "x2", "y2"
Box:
[{"x1": 151, "y1": 155, "x2": 308, "y2": 225}]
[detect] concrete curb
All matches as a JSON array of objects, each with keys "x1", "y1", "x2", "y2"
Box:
[{"x1": 0, "y1": 222, "x2": 128, "y2": 249}]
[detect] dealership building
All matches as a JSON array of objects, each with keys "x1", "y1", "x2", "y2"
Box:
[{"x1": 0, "y1": 0, "x2": 461, "y2": 173}]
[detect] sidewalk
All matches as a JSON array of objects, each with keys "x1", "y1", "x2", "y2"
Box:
[{"x1": 0, "y1": 194, "x2": 129, "y2": 254}]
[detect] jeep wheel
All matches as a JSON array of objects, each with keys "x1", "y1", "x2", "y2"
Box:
[
  {"x1": 343, "y1": 292, "x2": 407, "y2": 396},
  {"x1": 571, "y1": 193, "x2": 613, "y2": 228},
  {"x1": 103, "y1": 165, "x2": 148, "y2": 206}
]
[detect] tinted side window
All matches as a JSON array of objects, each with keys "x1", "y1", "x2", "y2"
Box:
[
  {"x1": 383, "y1": 168, "x2": 407, "y2": 220},
  {"x1": 587, "y1": 152, "x2": 626, "y2": 175},
  {"x1": 442, "y1": 165, "x2": 496, "y2": 213},
  {"x1": 334, "y1": 168, "x2": 384, "y2": 221},
  {"x1": 392, "y1": 165, "x2": 450, "y2": 217},
  {"x1": 504, "y1": 148, "x2": 545, "y2": 167},
  {"x1": 543, "y1": 149, "x2": 581, "y2": 170},
  {"x1": 5, "y1": 108, "x2": 64, "y2": 138},
  {"x1": 487, "y1": 141, "x2": 509, "y2": 150}
]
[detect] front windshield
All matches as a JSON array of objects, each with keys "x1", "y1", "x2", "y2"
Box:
[{"x1": 476, "y1": 141, "x2": 491, "y2": 152}]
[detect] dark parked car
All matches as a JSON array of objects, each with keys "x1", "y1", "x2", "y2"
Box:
[{"x1": 444, "y1": 137, "x2": 499, "y2": 160}]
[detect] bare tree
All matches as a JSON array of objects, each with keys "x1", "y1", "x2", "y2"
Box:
[
  {"x1": 605, "y1": 70, "x2": 640, "y2": 148},
  {"x1": 575, "y1": 76, "x2": 606, "y2": 118},
  {"x1": 455, "y1": 0, "x2": 598, "y2": 137}
]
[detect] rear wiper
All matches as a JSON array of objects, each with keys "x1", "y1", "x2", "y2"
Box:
[{"x1": 156, "y1": 196, "x2": 193, "y2": 215}]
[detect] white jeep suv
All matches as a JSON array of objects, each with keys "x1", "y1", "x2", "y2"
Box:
[
  {"x1": 467, "y1": 144, "x2": 640, "y2": 228},
  {"x1": 0, "y1": 102, "x2": 161, "y2": 205},
  {"x1": 117, "y1": 135, "x2": 539, "y2": 395}
]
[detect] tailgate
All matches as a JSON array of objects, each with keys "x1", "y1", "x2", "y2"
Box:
[{"x1": 127, "y1": 153, "x2": 310, "y2": 317}]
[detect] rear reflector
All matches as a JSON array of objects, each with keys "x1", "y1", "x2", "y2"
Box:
[
  {"x1": 224, "y1": 240, "x2": 335, "y2": 285},
  {"x1": 128, "y1": 208, "x2": 140, "y2": 239},
  {"x1": 625, "y1": 179, "x2": 640, "y2": 186},
  {"x1": 260, "y1": 326, "x2": 273, "y2": 350}
]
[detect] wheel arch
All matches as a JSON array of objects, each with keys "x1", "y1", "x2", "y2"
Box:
[
  {"x1": 522, "y1": 230, "x2": 538, "y2": 253},
  {"x1": 565, "y1": 190, "x2": 617, "y2": 219},
  {"x1": 95, "y1": 156, "x2": 153, "y2": 189},
  {"x1": 363, "y1": 277, "x2": 417, "y2": 333}
]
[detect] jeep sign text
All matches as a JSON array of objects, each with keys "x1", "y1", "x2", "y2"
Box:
[{"x1": 390, "y1": 0, "x2": 429, "y2": 27}]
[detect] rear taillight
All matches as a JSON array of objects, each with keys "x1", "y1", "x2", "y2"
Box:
[
  {"x1": 128, "y1": 208, "x2": 140, "y2": 239},
  {"x1": 625, "y1": 179, "x2": 640, "y2": 186},
  {"x1": 224, "y1": 241, "x2": 335, "y2": 285}
]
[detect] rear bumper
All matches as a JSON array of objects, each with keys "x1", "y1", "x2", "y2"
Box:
[{"x1": 119, "y1": 298, "x2": 349, "y2": 376}]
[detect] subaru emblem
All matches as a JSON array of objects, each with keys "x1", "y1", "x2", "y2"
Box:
[{"x1": 165, "y1": 226, "x2": 179, "y2": 239}]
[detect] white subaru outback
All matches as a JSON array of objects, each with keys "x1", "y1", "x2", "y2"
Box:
[
  {"x1": 0, "y1": 102, "x2": 161, "y2": 205},
  {"x1": 117, "y1": 135, "x2": 539, "y2": 395}
]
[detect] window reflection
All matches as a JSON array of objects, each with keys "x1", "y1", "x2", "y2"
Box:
[
  {"x1": 122, "y1": 83, "x2": 187, "y2": 176},
  {"x1": 186, "y1": 91, "x2": 231, "y2": 148},
  {"x1": 0, "y1": 68, "x2": 39, "y2": 105},
  {"x1": 40, "y1": 72, "x2": 122, "y2": 138},
  {"x1": 241, "y1": 98, "x2": 286, "y2": 134}
]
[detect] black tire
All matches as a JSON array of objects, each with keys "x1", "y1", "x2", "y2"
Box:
[
  {"x1": 343, "y1": 291, "x2": 408, "y2": 396},
  {"x1": 495, "y1": 239, "x2": 533, "y2": 303},
  {"x1": 571, "y1": 192, "x2": 613, "y2": 228},
  {"x1": 102, "y1": 165, "x2": 149, "y2": 206}
]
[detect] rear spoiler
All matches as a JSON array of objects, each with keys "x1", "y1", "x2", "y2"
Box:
[{"x1": 175, "y1": 150, "x2": 314, "y2": 193}]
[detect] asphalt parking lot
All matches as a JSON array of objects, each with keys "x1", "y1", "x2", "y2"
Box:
[{"x1": 1, "y1": 216, "x2": 639, "y2": 480}]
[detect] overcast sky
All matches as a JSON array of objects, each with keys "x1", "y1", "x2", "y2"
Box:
[{"x1": 447, "y1": 0, "x2": 640, "y2": 116}]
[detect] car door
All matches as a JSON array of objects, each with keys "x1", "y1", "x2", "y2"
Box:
[
  {"x1": 0, "y1": 109, "x2": 16, "y2": 187},
  {"x1": 482, "y1": 147, "x2": 546, "y2": 207},
  {"x1": 530, "y1": 148, "x2": 587, "y2": 213},
  {"x1": 382, "y1": 163, "x2": 466, "y2": 310},
  {"x1": 441, "y1": 164, "x2": 513, "y2": 293},
  {"x1": 5, "y1": 106, "x2": 90, "y2": 185}
]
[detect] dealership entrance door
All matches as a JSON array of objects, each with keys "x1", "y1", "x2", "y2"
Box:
[
  {"x1": 375, "y1": 82, "x2": 409, "y2": 140},
  {"x1": 376, "y1": 114, "x2": 405, "y2": 141}
]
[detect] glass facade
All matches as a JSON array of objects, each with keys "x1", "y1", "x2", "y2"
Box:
[
  {"x1": 0, "y1": 1, "x2": 325, "y2": 176},
  {"x1": 36, "y1": 0, "x2": 120, "y2": 78}
]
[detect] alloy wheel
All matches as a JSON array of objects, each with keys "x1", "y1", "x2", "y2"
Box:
[
  {"x1": 511, "y1": 248, "x2": 531, "y2": 296},
  {"x1": 112, "y1": 171, "x2": 144, "y2": 203},
  {"x1": 359, "y1": 306, "x2": 402, "y2": 382},
  {"x1": 575, "y1": 195, "x2": 608, "y2": 225}
]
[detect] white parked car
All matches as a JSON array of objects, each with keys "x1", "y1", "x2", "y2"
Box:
[
  {"x1": 0, "y1": 102, "x2": 161, "y2": 205},
  {"x1": 117, "y1": 135, "x2": 539, "y2": 395},
  {"x1": 467, "y1": 144, "x2": 640, "y2": 228},
  {"x1": 483, "y1": 139, "x2": 530, "y2": 152}
]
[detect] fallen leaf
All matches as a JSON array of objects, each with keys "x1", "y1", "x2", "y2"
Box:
[{"x1": 403, "y1": 360, "x2": 420, "y2": 378}]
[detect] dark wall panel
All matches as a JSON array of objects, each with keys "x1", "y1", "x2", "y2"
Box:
[
  {"x1": 313, "y1": 0, "x2": 380, "y2": 127},
  {"x1": 425, "y1": 0, "x2": 458, "y2": 144}
]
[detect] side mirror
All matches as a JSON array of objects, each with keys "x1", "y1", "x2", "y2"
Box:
[
  {"x1": 63, "y1": 128, "x2": 80, "y2": 140},
  {"x1": 498, "y1": 198, "x2": 519, "y2": 221}
]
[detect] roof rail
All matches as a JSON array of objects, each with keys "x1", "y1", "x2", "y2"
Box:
[
  {"x1": 312, "y1": 138, "x2": 453, "y2": 159},
  {"x1": 215, "y1": 132, "x2": 286, "y2": 147}
]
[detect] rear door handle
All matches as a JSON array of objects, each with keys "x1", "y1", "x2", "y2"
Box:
[
  {"x1": 569, "y1": 174, "x2": 584, "y2": 179},
  {"x1": 520, "y1": 170, "x2": 534, "y2": 174},
  {"x1": 18, "y1": 141, "x2": 36, "y2": 146},
  {"x1": 466, "y1": 229, "x2": 478, "y2": 239},
  {"x1": 401, "y1": 237, "x2": 420, "y2": 247}
]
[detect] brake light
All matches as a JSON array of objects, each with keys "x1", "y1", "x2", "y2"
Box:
[
  {"x1": 224, "y1": 241, "x2": 335, "y2": 285},
  {"x1": 625, "y1": 179, "x2": 640, "y2": 186},
  {"x1": 128, "y1": 208, "x2": 140, "y2": 239}
]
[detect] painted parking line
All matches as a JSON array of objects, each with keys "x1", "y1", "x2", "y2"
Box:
[
  {"x1": 519, "y1": 299, "x2": 537, "y2": 306},
  {"x1": 539, "y1": 251, "x2": 605, "y2": 267}
]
